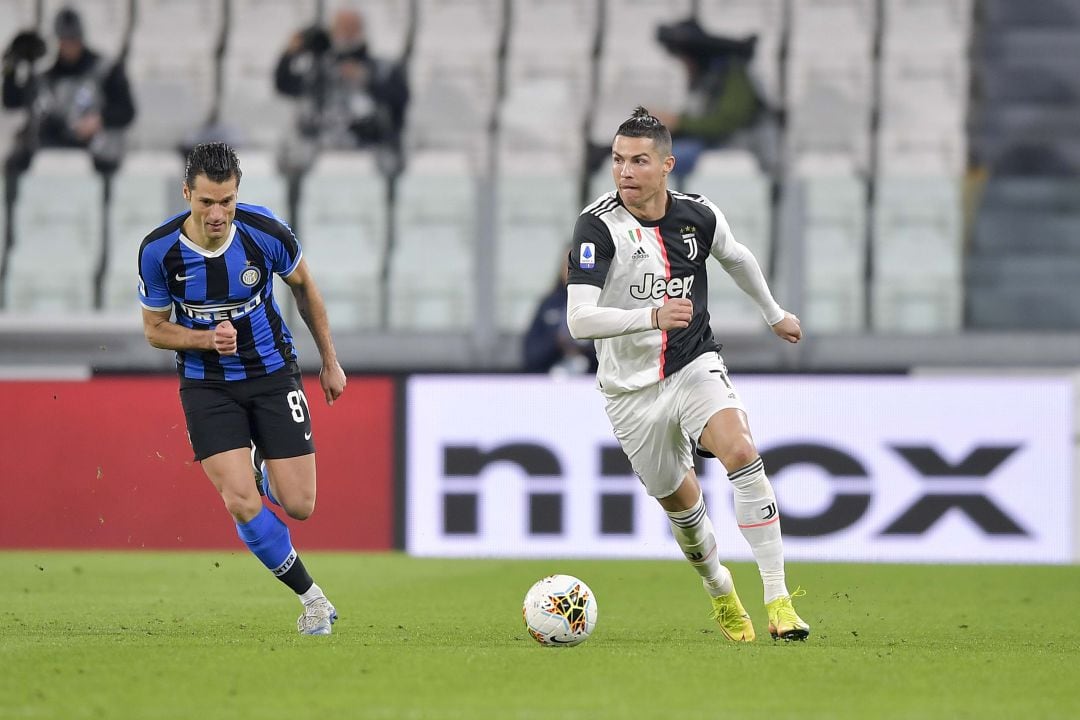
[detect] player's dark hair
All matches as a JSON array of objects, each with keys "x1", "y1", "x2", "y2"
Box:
[
  {"x1": 184, "y1": 142, "x2": 242, "y2": 187},
  {"x1": 614, "y1": 106, "x2": 672, "y2": 158}
]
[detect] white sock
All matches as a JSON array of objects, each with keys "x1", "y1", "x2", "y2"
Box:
[
  {"x1": 299, "y1": 582, "x2": 325, "y2": 605},
  {"x1": 666, "y1": 494, "x2": 734, "y2": 598},
  {"x1": 728, "y1": 457, "x2": 789, "y2": 603}
]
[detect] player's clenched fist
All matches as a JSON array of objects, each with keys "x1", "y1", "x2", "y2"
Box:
[
  {"x1": 656, "y1": 298, "x2": 693, "y2": 331},
  {"x1": 213, "y1": 320, "x2": 238, "y2": 355},
  {"x1": 771, "y1": 311, "x2": 802, "y2": 344}
]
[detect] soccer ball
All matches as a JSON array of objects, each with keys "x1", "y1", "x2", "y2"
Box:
[{"x1": 522, "y1": 574, "x2": 598, "y2": 646}]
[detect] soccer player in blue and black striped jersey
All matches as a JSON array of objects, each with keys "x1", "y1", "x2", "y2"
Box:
[{"x1": 139, "y1": 142, "x2": 346, "y2": 635}]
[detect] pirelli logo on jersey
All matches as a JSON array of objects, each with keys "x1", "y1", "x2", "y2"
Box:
[
  {"x1": 179, "y1": 293, "x2": 264, "y2": 323},
  {"x1": 630, "y1": 272, "x2": 695, "y2": 300}
]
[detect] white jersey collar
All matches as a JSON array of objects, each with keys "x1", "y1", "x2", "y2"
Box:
[{"x1": 180, "y1": 223, "x2": 236, "y2": 258}]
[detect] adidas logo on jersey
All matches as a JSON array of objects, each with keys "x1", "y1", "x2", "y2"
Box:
[{"x1": 631, "y1": 245, "x2": 650, "y2": 261}]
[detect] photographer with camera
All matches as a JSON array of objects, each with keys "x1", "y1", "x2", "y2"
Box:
[
  {"x1": 651, "y1": 17, "x2": 768, "y2": 178},
  {"x1": 2, "y1": 7, "x2": 135, "y2": 180},
  {"x1": 274, "y1": 8, "x2": 408, "y2": 178}
]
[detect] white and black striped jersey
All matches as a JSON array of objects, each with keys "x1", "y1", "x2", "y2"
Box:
[{"x1": 567, "y1": 190, "x2": 782, "y2": 394}]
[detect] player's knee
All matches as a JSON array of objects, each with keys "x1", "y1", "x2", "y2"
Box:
[
  {"x1": 282, "y1": 493, "x2": 316, "y2": 521},
  {"x1": 721, "y1": 442, "x2": 758, "y2": 474},
  {"x1": 221, "y1": 490, "x2": 262, "y2": 523}
]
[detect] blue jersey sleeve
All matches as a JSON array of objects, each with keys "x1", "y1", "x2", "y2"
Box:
[
  {"x1": 236, "y1": 203, "x2": 303, "y2": 277},
  {"x1": 138, "y1": 238, "x2": 172, "y2": 311}
]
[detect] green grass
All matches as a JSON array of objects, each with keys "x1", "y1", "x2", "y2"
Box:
[{"x1": 1, "y1": 552, "x2": 1078, "y2": 720}]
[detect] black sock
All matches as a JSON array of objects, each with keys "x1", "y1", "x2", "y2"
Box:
[{"x1": 276, "y1": 553, "x2": 314, "y2": 595}]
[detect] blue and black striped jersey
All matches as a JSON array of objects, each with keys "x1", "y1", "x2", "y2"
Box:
[{"x1": 138, "y1": 203, "x2": 302, "y2": 382}]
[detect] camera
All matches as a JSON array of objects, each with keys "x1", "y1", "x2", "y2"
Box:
[
  {"x1": 299, "y1": 26, "x2": 332, "y2": 55},
  {"x1": 3, "y1": 30, "x2": 47, "y2": 66}
]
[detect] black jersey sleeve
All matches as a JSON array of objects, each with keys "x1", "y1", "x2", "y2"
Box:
[{"x1": 567, "y1": 212, "x2": 615, "y2": 289}]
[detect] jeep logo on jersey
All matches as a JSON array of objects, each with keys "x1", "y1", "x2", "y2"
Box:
[{"x1": 630, "y1": 273, "x2": 695, "y2": 300}]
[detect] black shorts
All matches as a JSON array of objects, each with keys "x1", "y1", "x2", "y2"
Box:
[{"x1": 179, "y1": 367, "x2": 315, "y2": 462}]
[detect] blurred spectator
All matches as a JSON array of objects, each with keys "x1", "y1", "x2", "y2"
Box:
[
  {"x1": 1, "y1": 7, "x2": 135, "y2": 177},
  {"x1": 651, "y1": 17, "x2": 768, "y2": 177},
  {"x1": 274, "y1": 8, "x2": 408, "y2": 178},
  {"x1": 523, "y1": 259, "x2": 598, "y2": 376}
]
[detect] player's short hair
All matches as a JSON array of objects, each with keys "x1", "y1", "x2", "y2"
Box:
[
  {"x1": 184, "y1": 142, "x2": 243, "y2": 188},
  {"x1": 614, "y1": 106, "x2": 673, "y2": 159}
]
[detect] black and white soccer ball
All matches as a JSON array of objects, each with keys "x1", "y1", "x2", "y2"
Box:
[{"x1": 522, "y1": 574, "x2": 598, "y2": 646}]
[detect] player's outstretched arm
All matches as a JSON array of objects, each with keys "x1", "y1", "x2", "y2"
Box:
[
  {"x1": 284, "y1": 258, "x2": 346, "y2": 405},
  {"x1": 141, "y1": 308, "x2": 237, "y2": 355}
]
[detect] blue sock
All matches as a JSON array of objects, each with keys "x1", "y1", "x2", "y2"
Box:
[
  {"x1": 257, "y1": 463, "x2": 281, "y2": 507},
  {"x1": 236, "y1": 506, "x2": 296, "y2": 576}
]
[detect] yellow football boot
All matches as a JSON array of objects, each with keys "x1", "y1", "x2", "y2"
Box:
[
  {"x1": 709, "y1": 588, "x2": 755, "y2": 643},
  {"x1": 766, "y1": 589, "x2": 810, "y2": 641}
]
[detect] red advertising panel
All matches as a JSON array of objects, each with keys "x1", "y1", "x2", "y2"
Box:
[{"x1": 0, "y1": 375, "x2": 394, "y2": 550}]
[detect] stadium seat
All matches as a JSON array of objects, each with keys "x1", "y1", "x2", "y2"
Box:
[
  {"x1": 500, "y1": 0, "x2": 596, "y2": 159},
  {"x1": 498, "y1": 54, "x2": 590, "y2": 159},
  {"x1": 881, "y1": 0, "x2": 971, "y2": 55},
  {"x1": 877, "y1": 48, "x2": 968, "y2": 175},
  {"x1": 872, "y1": 277, "x2": 962, "y2": 333},
  {"x1": 101, "y1": 150, "x2": 183, "y2": 317},
  {"x1": 494, "y1": 150, "x2": 578, "y2": 332},
  {"x1": 601, "y1": 0, "x2": 693, "y2": 58},
  {"x1": 798, "y1": 165, "x2": 868, "y2": 332},
  {"x1": 0, "y1": 0, "x2": 36, "y2": 31},
  {"x1": 506, "y1": 0, "x2": 599, "y2": 61},
  {"x1": 789, "y1": 0, "x2": 876, "y2": 58},
  {"x1": 236, "y1": 149, "x2": 288, "y2": 215},
  {"x1": 127, "y1": 0, "x2": 223, "y2": 151},
  {"x1": 589, "y1": 57, "x2": 687, "y2": 146},
  {"x1": 387, "y1": 150, "x2": 477, "y2": 331},
  {"x1": 219, "y1": 0, "x2": 317, "y2": 150},
  {"x1": 6, "y1": 150, "x2": 103, "y2": 314},
  {"x1": 297, "y1": 152, "x2": 387, "y2": 330},
  {"x1": 406, "y1": 0, "x2": 503, "y2": 160},
  {"x1": 405, "y1": 54, "x2": 498, "y2": 160},
  {"x1": 413, "y1": 0, "x2": 503, "y2": 59},
  {"x1": 871, "y1": 176, "x2": 963, "y2": 332},
  {"x1": 686, "y1": 151, "x2": 774, "y2": 333},
  {"x1": 785, "y1": 56, "x2": 873, "y2": 171}
]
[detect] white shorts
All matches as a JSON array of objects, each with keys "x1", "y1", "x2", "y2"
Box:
[{"x1": 603, "y1": 352, "x2": 745, "y2": 498}]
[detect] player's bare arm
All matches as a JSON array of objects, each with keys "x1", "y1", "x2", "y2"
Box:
[
  {"x1": 284, "y1": 258, "x2": 346, "y2": 405},
  {"x1": 141, "y1": 308, "x2": 238, "y2": 355}
]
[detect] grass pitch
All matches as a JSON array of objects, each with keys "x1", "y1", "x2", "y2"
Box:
[{"x1": 2, "y1": 552, "x2": 1078, "y2": 720}]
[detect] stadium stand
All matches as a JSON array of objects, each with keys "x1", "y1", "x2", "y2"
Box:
[
  {"x1": 794, "y1": 156, "x2": 868, "y2": 334},
  {"x1": 297, "y1": 151, "x2": 386, "y2": 330},
  {"x1": 967, "y1": 0, "x2": 1080, "y2": 330},
  {"x1": 125, "y1": 0, "x2": 223, "y2": 151},
  {"x1": 685, "y1": 150, "x2": 773, "y2": 334},
  {"x1": 219, "y1": 0, "x2": 317, "y2": 150},
  {"x1": 494, "y1": 148, "x2": 578, "y2": 332},
  {"x1": 101, "y1": 150, "x2": 181, "y2": 317},
  {"x1": 5, "y1": 150, "x2": 102, "y2": 313},
  {"x1": 387, "y1": 150, "x2": 478, "y2": 331},
  {"x1": 7, "y1": 0, "x2": 1080, "y2": 370}
]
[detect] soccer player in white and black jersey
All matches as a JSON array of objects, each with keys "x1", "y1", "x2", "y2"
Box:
[{"x1": 567, "y1": 107, "x2": 810, "y2": 642}]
